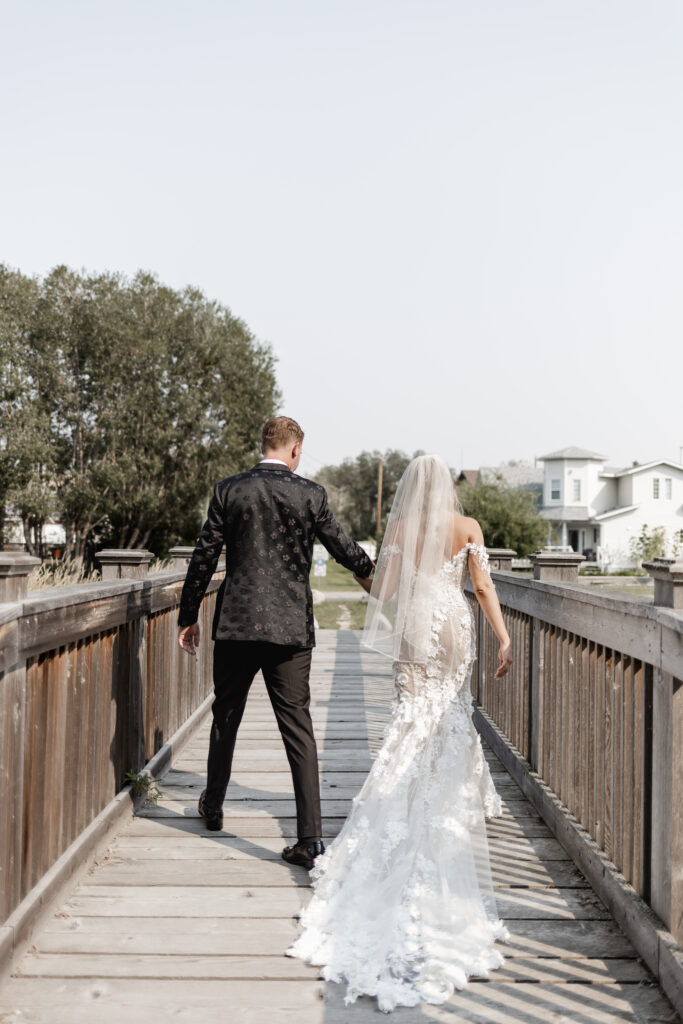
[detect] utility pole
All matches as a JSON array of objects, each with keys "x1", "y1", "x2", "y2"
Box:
[{"x1": 376, "y1": 456, "x2": 383, "y2": 536}]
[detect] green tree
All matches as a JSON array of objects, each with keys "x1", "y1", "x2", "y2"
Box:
[
  {"x1": 0, "y1": 264, "x2": 280, "y2": 562},
  {"x1": 0, "y1": 266, "x2": 57, "y2": 554},
  {"x1": 316, "y1": 449, "x2": 420, "y2": 538},
  {"x1": 457, "y1": 476, "x2": 547, "y2": 556},
  {"x1": 629, "y1": 524, "x2": 667, "y2": 567}
]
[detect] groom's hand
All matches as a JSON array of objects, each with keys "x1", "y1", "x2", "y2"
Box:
[
  {"x1": 178, "y1": 623, "x2": 200, "y2": 655},
  {"x1": 353, "y1": 572, "x2": 374, "y2": 595}
]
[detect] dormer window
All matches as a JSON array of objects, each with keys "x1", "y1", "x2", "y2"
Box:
[
  {"x1": 551, "y1": 479, "x2": 561, "y2": 501},
  {"x1": 653, "y1": 478, "x2": 660, "y2": 499},
  {"x1": 665, "y1": 478, "x2": 672, "y2": 499}
]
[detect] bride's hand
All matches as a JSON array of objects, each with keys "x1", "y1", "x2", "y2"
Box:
[{"x1": 495, "y1": 643, "x2": 512, "y2": 679}]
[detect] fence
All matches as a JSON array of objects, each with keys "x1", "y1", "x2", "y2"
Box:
[
  {"x1": 0, "y1": 548, "x2": 219, "y2": 928},
  {"x1": 467, "y1": 555, "x2": 683, "y2": 949}
]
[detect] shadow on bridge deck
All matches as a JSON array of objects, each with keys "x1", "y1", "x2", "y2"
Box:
[{"x1": 0, "y1": 630, "x2": 679, "y2": 1023}]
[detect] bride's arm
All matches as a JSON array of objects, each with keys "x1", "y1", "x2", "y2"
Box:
[{"x1": 465, "y1": 520, "x2": 512, "y2": 679}]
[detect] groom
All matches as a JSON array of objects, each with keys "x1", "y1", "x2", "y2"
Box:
[{"x1": 177, "y1": 416, "x2": 374, "y2": 869}]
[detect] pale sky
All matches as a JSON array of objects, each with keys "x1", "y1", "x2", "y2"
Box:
[{"x1": 2, "y1": 1, "x2": 682, "y2": 480}]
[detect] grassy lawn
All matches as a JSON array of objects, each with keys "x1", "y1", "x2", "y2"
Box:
[
  {"x1": 310, "y1": 558, "x2": 359, "y2": 592},
  {"x1": 314, "y1": 601, "x2": 368, "y2": 630}
]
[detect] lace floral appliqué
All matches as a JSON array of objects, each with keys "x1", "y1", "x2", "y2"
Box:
[{"x1": 287, "y1": 539, "x2": 507, "y2": 1012}]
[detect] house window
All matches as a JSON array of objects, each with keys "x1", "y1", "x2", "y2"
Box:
[
  {"x1": 551, "y1": 479, "x2": 561, "y2": 500},
  {"x1": 573, "y1": 479, "x2": 581, "y2": 501},
  {"x1": 665, "y1": 478, "x2": 672, "y2": 499},
  {"x1": 593, "y1": 528, "x2": 600, "y2": 544},
  {"x1": 653, "y1": 478, "x2": 660, "y2": 499}
]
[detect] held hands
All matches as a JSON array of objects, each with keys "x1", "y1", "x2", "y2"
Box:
[
  {"x1": 495, "y1": 642, "x2": 512, "y2": 679},
  {"x1": 178, "y1": 623, "x2": 200, "y2": 655},
  {"x1": 353, "y1": 572, "x2": 374, "y2": 595}
]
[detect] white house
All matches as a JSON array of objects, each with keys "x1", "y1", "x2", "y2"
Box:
[{"x1": 538, "y1": 446, "x2": 683, "y2": 570}]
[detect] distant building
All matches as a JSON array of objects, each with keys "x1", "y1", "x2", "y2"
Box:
[
  {"x1": 3, "y1": 507, "x2": 66, "y2": 554},
  {"x1": 457, "y1": 462, "x2": 543, "y2": 505},
  {"x1": 538, "y1": 446, "x2": 683, "y2": 569}
]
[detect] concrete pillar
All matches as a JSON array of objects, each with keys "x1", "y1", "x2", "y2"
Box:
[
  {"x1": 643, "y1": 558, "x2": 683, "y2": 610},
  {"x1": 561, "y1": 522, "x2": 568, "y2": 547},
  {"x1": 486, "y1": 548, "x2": 517, "y2": 571},
  {"x1": 96, "y1": 549, "x2": 153, "y2": 581},
  {"x1": 0, "y1": 553, "x2": 41, "y2": 602},
  {"x1": 529, "y1": 550, "x2": 585, "y2": 582}
]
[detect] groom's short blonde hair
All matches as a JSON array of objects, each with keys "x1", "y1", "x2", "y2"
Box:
[{"x1": 261, "y1": 416, "x2": 304, "y2": 452}]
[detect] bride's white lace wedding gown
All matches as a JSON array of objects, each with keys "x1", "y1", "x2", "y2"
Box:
[{"x1": 287, "y1": 542, "x2": 508, "y2": 1012}]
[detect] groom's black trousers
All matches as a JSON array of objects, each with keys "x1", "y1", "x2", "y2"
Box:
[{"x1": 206, "y1": 640, "x2": 321, "y2": 841}]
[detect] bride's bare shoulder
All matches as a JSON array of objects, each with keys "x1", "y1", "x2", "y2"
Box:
[{"x1": 451, "y1": 514, "x2": 484, "y2": 552}]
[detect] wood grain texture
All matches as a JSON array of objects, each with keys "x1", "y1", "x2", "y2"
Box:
[{"x1": 1, "y1": 631, "x2": 678, "y2": 1024}]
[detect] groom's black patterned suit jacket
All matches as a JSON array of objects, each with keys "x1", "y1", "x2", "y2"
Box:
[{"x1": 177, "y1": 462, "x2": 374, "y2": 648}]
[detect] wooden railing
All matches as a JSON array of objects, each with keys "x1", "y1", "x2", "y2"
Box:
[
  {"x1": 0, "y1": 550, "x2": 219, "y2": 926},
  {"x1": 467, "y1": 562, "x2": 683, "y2": 944}
]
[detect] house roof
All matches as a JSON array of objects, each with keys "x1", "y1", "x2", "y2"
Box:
[
  {"x1": 480, "y1": 464, "x2": 544, "y2": 487},
  {"x1": 599, "y1": 459, "x2": 683, "y2": 478},
  {"x1": 456, "y1": 470, "x2": 480, "y2": 487},
  {"x1": 540, "y1": 507, "x2": 590, "y2": 522},
  {"x1": 593, "y1": 504, "x2": 639, "y2": 521},
  {"x1": 538, "y1": 446, "x2": 608, "y2": 462}
]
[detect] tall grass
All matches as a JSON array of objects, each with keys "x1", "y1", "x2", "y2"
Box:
[{"x1": 27, "y1": 559, "x2": 101, "y2": 590}]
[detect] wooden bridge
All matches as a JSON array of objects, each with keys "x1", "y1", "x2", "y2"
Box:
[{"x1": 1, "y1": 550, "x2": 683, "y2": 1022}]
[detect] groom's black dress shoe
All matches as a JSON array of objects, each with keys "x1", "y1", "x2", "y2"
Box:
[
  {"x1": 282, "y1": 839, "x2": 325, "y2": 870},
  {"x1": 198, "y1": 789, "x2": 223, "y2": 831}
]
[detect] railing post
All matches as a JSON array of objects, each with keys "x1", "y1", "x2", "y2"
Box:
[
  {"x1": 646, "y1": 558, "x2": 683, "y2": 937},
  {"x1": 0, "y1": 553, "x2": 39, "y2": 929},
  {"x1": 529, "y1": 550, "x2": 585, "y2": 581},
  {"x1": 168, "y1": 546, "x2": 196, "y2": 570},
  {"x1": 486, "y1": 548, "x2": 517, "y2": 571},
  {"x1": 95, "y1": 549, "x2": 153, "y2": 580},
  {"x1": 95, "y1": 549, "x2": 151, "y2": 768},
  {"x1": 168, "y1": 545, "x2": 226, "y2": 573},
  {"x1": 651, "y1": 666, "x2": 678, "y2": 931},
  {"x1": 0, "y1": 552, "x2": 41, "y2": 603},
  {"x1": 643, "y1": 558, "x2": 683, "y2": 610}
]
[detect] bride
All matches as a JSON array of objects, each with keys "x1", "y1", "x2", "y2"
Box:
[{"x1": 286, "y1": 454, "x2": 513, "y2": 1012}]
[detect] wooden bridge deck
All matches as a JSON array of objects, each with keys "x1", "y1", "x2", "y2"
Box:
[{"x1": 0, "y1": 630, "x2": 679, "y2": 1023}]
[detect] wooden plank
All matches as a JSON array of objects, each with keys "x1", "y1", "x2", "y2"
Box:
[
  {"x1": 15, "y1": 952, "x2": 321, "y2": 980},
  {"x1": 61, "y1": 885, "x2": 609, "y2": 921},
  {"x1": 580, "y1": 638, "x2": 591, "y2": 835},
  {"x1": 613, "y1": 651, "x2": 624, "y2": 875},
  {"x1": 594, "y1": 643, "x2": 605, "y2": 852},
  {"x1": 621, "y1": 656, "x2": 635, "y2": 886},
  {"x1": 109, "y1": 833, "x2": 572, "y2": 863},
  {"x1": 36, "y1": 915, "x2": 301, "y2": 955},
  {"x1": 34, "y1": 915, "x2": 636, "y2": 960},
  {"x1": 1, "y1": 978, "x2": 679, "y2": 1024},
  {"x1": 14, "y1": 952, "x2": 648, "y2": 983},
  {"x1": 83, "y1": 856, "x2": 588, "y2": 891}
]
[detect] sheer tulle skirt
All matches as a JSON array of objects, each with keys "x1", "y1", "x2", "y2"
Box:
[{"x1": 287, "y1": 647, "x2": 508, "y2": 1013}]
